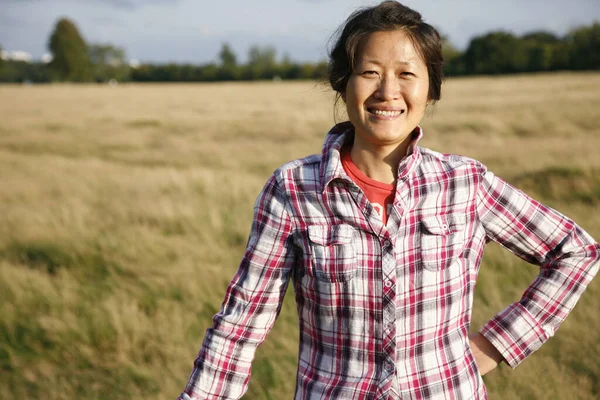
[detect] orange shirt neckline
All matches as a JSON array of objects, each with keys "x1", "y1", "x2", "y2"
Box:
[{"x1": 340, "y1": 145, "x2": 396, "y2": 224}]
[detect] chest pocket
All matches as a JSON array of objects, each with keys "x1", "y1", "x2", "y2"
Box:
[
  {"x1": 420, "y1": 214, "x2": 467, "y2": 271},
  {"x1": 306, "y1": 224, "x2": 357, "y2": 283}
]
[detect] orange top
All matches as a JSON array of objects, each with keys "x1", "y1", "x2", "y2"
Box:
[{"x1": 341, "y1": 146, "x2": 395, "y2": 224}]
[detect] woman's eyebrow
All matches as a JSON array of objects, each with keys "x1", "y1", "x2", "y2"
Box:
[{"x1": 360, "y1": 59, "x2": 415, "y2": 66}]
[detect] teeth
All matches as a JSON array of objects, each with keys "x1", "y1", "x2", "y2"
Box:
[{"x1": 373, "y1": 109, "x2": 402, "y2": 117}]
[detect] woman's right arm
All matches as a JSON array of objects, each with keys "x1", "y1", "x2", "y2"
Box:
[{"x1": 178, "y1": 173, "x2": 297, "y2": 400}]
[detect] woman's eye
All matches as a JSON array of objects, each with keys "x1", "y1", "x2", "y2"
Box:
[
  {"x1": 362, "y1": 70, "x2": 378, "y2": 77},
  {"x1": 400, "y1": 71, "x2": 415, "y2": 77}
]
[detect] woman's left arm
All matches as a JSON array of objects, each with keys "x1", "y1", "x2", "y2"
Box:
[{"x1": 475, "y1": 167, "x2": 600, "y2": 369}]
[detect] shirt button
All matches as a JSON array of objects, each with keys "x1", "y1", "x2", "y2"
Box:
[
  {"x1": 386, "y1": 362, "x2": 394, "y2": 372},
  {"x1": 387, "y1": 322, "x2": 394, "y2": 330},
  {"x1": 384, "y1": 280, "x2": 393, "y2": 288},
  {"x1": 383, "y1": 240, "x2": 391, "y2": 248}
]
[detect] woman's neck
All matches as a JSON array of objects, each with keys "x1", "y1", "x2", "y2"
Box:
[{"x1": 349, "y1": 137, "x2": 412, "y2": 185}]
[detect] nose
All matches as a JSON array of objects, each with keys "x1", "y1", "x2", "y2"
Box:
[{"x1": 375, "y1": 75, "x2": 400, "y2": 101}]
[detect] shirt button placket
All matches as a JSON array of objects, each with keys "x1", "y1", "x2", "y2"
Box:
[{"x1": 381, "y1": 238, "x2": 397, "y2": 385}]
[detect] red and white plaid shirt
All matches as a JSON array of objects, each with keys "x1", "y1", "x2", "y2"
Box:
[{"x1": 180, "y1": 122, "x2": 599, "y2": 400}]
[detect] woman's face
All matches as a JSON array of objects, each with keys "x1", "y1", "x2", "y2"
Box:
[{"x1": 344, "y1": 29, "x2": 430, "y2": 152}]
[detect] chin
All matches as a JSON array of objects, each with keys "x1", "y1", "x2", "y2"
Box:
[{"x1": 372, "y1": 128, "x2": 405, "y2": 141}]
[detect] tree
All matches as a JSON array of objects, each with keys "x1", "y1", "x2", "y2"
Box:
[
  {"x1": 0, "y1": 61, "x2": 51, "y2": 83},
  {"x1": 464, "y1": 31, "x2": 527, "y2": 74},
  {"x1": 522, "y1": 31, "x2": 560, "y2": 45},
  {"x1": 89, "y1": 43, "x2": 130, "y2": 82},
  {"x1": 550, "y1": 42, "x2": 571, "y2": 70},
  {"x1": 245, "y1": 45, "x2": 277, "y2": 79},
  {"x1": 441, "y1": 34, "x2": 465, "y2": 75},
  {"x1": 521, "y1": 31, "x2": 560, "y2": 72},
  {"x1": 524, "y1": 44, "x2": 553, "y2": 72},
  {"x1": 217, "y1": 43, "x2": 239, "y2": 80},
  {"x1": 218, "y1": 43, "x2": 237, "y2": 68},
  {"x1": 568, "y1": 23, "x2": 600, "y2": 70},
  {"x1": 48, "y1": 17, "x2": 91, "y2": 81}
]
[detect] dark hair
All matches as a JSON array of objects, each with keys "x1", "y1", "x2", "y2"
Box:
[{"x1": 328, "y1": 1, "x2": 444, "y2": 103}]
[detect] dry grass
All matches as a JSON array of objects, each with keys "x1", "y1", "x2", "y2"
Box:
[{"x1": 0, "y1": 72, "x2": 599, "y2": 399}]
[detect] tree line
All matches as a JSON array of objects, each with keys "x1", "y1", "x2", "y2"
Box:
[{"x1": 1, "y1": 17, "x2": 599, "y2": 83}]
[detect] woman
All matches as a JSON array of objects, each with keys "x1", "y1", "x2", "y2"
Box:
[{"x1": 179, "y1": 2, "x2": 599, "y2": 399}]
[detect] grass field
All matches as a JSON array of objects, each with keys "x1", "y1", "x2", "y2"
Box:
[{"x1": 1, "y1": 72, "x2": 599, "y2": 399}]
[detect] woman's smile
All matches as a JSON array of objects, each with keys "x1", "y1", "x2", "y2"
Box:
[{"x1": 367, "y1": 107, "x2": 406, "y2": 119}]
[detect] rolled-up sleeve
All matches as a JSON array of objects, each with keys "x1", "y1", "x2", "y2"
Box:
[
  {"x1": 179, "y1": 173, "x2": 296, "y2": 399},
  {"x1": 476, "y1": 168, "x2": 600, "y2": 368}
]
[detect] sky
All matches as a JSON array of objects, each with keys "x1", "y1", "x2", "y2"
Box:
[{"x1": 1, "y1": 0, "x2": 599, "y2": 64}]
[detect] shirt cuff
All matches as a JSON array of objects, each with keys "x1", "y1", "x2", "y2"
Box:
[{"x1": 479, "y1": 302, "x2": 549, "y2": 368}]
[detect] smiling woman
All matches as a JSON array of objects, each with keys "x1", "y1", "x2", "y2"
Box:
[{"x1": 177, "y1": 2, "x2": 600, "y2": 400}]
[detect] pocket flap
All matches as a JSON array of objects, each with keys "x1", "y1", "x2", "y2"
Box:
[
  {"x1": 308, "y1": 224, "x2": 354, "y2": 246},
  {"x1": 421, "y1": 214, "x2": 466, "y2": 235}
]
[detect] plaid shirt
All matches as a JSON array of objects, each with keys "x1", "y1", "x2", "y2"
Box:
[{"x1": 180, "y1": 122, "x2": 600, "y2": 400}]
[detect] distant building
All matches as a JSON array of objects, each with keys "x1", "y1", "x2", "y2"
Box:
[
  {"x1": 4, "y1": 50, "x2": 33, "y2": 63},
  {"x1": 41, "y1": 53, "x2": 53, "y2": 64}
]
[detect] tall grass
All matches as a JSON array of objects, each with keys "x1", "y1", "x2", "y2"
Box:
[{"x1": 1, "y1": 72, "x2": 599, "y2": 399}]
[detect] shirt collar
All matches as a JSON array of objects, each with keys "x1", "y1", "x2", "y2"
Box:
[{"x1": 319, "y1": 122, "x2": 423, "y2": 193}]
